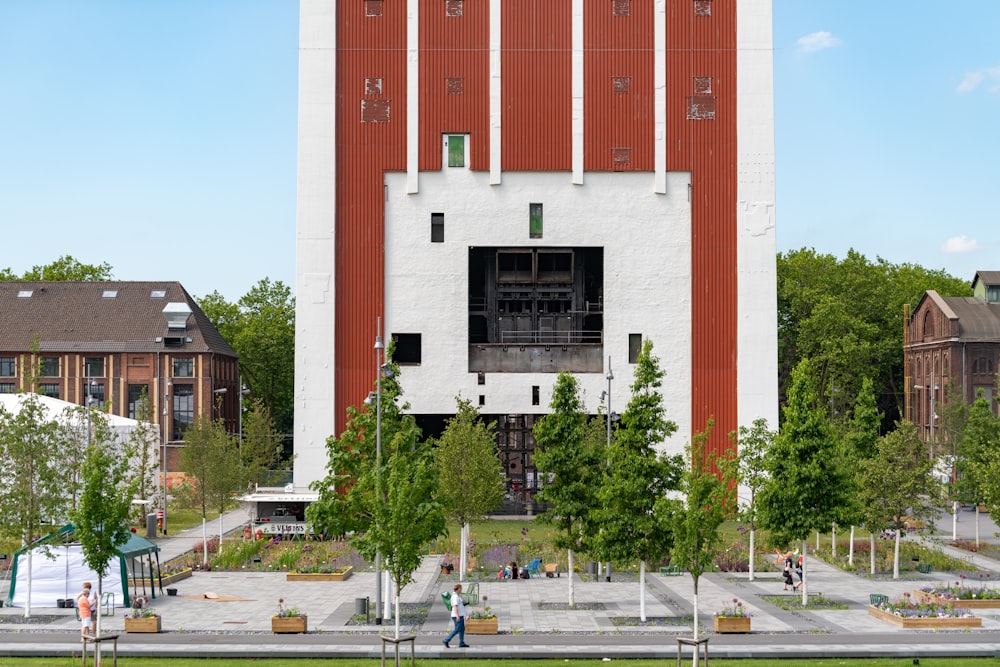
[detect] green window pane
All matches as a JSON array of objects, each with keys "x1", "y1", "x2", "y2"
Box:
[
  {"x1": 448, "y1": 135, "x2": 465, "y2": 167},
  {"x1": 529, "y1": 203, "x2": 543, "y2": 239}
]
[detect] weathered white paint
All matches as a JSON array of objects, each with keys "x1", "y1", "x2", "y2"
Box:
[
  {"x1": 489, "y1": 0, "x2": 502, "y2": 185},
  {"x1": 383, "y1": 168, "x2": 694, "y2": 459},
  {"x1": 293, "y1": 0, "x2": 337, "y2": 490},
  {"x1": 653, "y1": 0, "x2": 667, "y2": 194},
  {"x1": 407, "y1": 0, "x2": 419, "y2": 193},
  {"x1": 571, "y1": 0, "x2": 584, "y2": 185},
  {"x1": 736, "y1": 0, "x2": 778, "y2": 441}
]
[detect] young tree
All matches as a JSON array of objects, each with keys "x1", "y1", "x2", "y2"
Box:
[
  {"x1": 841, "y1": 378, "x2": 879, "y2": 566},
  {"x1": 69, "y1": 411, "x2": 139, "y2": 654},
  {"x1": 241, "y1": 398, "x2": 284, "y2": 488},
  {"x1": 729, "y1": 417, "x2": 775, "y2": 580},
  {"x1": 664, "y1": 421, "x2": 731, "y2": 645},
  {"x1": 758, "y1": 358, "x2": 853, "y2": 605},
  {"x1": 958, "y1": 391, "x2": 1000, "y2": 547},
  {"x1": 533, "y1": 373, "x2": 603, "y2": 606},
  {"x1": 858, "y1": 420, "x2": 938, "y2": 578},
  {"x1": 435, "y1": 397, "x2": 505, "y2": 583},
  {"x1": 0, "y1": 394, "x2": 70, "y2": 618},
  {"x1": 594, "y1": 340, "x2": 683, "y2": 621},
  {"x1": 126, "y1": 390, "x2": 160, "y2": 525}
]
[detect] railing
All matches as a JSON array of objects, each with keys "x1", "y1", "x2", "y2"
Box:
[{"x1": 497, "y1": 330, "x2": 603, "y2": 344}]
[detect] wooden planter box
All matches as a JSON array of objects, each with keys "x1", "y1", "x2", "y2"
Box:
[
  {"x1": 713, "y1": 616, "x2": 751, "y2": 633},
  {"x1": 286, "y1": 567, "x2": 352, "y2": 582},
  {"x1": 272, "y1": 615, "x2": 308, "y2": 633},
  {"x1": 867, "y1": 605, "x2": 981, "y2": 629},
  {"x1": 124, "y1": 616, "x2": 162, "y2": 633},
  {"x1": 913, "y1": 589, "x2": 1000, "y2": 609},
  {"x1": 465, "y1": 618, "x2": 498, "y2": 635}
]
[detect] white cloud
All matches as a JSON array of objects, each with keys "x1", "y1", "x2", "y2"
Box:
[
  {"x1": 941, "y1": 235, "x2": 980, "y2": 254},
  {"x1": 796, "y1": 31, "x2": 841, "y2": 54},
  {"x1": 956, "y1": 67, "x2": 1000, "y2": 93}
]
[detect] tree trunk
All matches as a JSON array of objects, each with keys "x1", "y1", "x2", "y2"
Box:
[
  {"x1": 869, "y1": 533, "x2": 875, "y2": 575},
  {"x1": 952, "y1": 500, "x2": 958, "y2": 541},
  {"x1": 976, "y1": 505, "x2": 981, "y2": 548},
  {"x1": 219, "y1": 513, "x2": 224, "y2": 557},
  {"x1": 202, "y1": 517, "x2": 208, "y2": 568},
  {"x1": 892, "y1": 529, "x2": 900, "y2": 579},
  {"x1": 567, "y1": 548, "x2": 575, "y2": 606},
  {"x1": 639, "y1": 560, "x2": 647, "y2": 622},
  {"x1": 748, "y1": 530, "x2": 756, "y2": 581},
  {"x1": 692, "y1": 575, "x2": 700, "y2": 667},
  {"x1": 25, "y1": 548, "x2": 33, "y2": 619},
  {"x1": 800, "y1": 539, "x2": 808, "y2": 606},
  {"x1": 831, "y1": 523, "x2": 836, "y2": 559},
  {"x1": 848, "y1": 526, "x2": 855, "y2": 566},
  {"x1": 394, "y1": 588, "x2": 400, "y2": 639},
  {"x1": 459, "y1": 523, "x2": 468, "y2": 583}
]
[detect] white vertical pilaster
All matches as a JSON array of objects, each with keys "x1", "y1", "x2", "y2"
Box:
[
  {"x1": 571, "y1": 0, "x2": 584, "y2": 185},
  {"x1": 407, "y1": 0, "x2": 420, "y2": 193},
  {"x1": 654, "y1": 0, "x2": 667, "y2": 194},
  {"x1": 489, "y1": 0, "x2": 502, "y2": 185}
]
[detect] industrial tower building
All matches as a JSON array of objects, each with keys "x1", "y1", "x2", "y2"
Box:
[{"x1": 294, "y1": 0, "x2": 778, "y2": 497}]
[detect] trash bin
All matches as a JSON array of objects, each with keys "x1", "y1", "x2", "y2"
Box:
[
  {"x1": 146, "y1": 513, "x2": 157, "y2": 539},
  {"x1": 355, "y1": 597, "x2": 369, "y2": 623}
]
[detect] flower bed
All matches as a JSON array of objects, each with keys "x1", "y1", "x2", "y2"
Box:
[
  {"x1": 867, "y1": 595, "x2": 981, "y2": 629},
  {"x1": 466, "y1": 618, "x2": 498, "y2": 634},
  {"x1": 286, "y1": 566, "x2": 352, "y2": 582},
  {"x1": 913, "y1": 587, "x2": 1000, "y2": 609},
  {"x1": 124, "y1": 615, "x2": 161, "y2": 633},
  {"x1": 713, "y1": 615, "x2": 751, "y2": 633}
]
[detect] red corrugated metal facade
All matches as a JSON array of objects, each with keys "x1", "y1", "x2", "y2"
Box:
[{"x1": 334, "y1": 0, "x2": 738, "y2": 452}]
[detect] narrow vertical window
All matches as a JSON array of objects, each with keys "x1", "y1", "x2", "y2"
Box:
[
  {"x1": 448, "y1": 135, "x2": 465, "y2": 167},
  {"x1": 529, "y1": 203, "x2": 543, "y2": 239},
  {"x1": 628, "y1": 333, "x2": 642, "y2": 363},
  {"x1": 431, "y1": 213, "x2": 445, "y2": 243},
  {"x1": 478, "y1": 394, "x2": 485, "y2": 406},
  {"x1": 532, "y1": 385, "x2": 540, "y2": 406}
]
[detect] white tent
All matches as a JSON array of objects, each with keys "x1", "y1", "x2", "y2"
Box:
[{"x1": 0, "y1": 392, "x2": 146, "y2": 440}]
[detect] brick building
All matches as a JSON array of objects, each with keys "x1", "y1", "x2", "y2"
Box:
[{"x1": 0, "y1": 281, "x2": 239, "y2": 472}]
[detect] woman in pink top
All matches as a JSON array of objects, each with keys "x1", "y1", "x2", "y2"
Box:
[{"x1": 77, "y1": 583, "x2": 94, "y2": 641}]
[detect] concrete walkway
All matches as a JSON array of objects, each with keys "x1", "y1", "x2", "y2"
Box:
[{"x1": 3, "y1": 516, "x2": 1000, "y2": 660}]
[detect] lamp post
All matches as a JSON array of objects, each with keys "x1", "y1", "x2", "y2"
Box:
[
  {"x1": 604, "y1": 357, "x2": 614, "y2": 581},
  {"x1": 213, "y1": 387, "x2": 228, "y2": 558},
  {"x1": 162, "y1": 379, "x2": 172, "y2": 536},
  {"x1": 371, "y1": 319, "x2": 387, "y2": 624}
]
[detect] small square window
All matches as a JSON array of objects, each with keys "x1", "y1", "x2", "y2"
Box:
[
  {"x1": 392, "y1": 333, "x2": 422, "y2": 365},
  {"x1": 173, "y1": 357, "x2": 194, "y2": 378},
  {"x1": 532, "y1": 385, "x2": 540, "y2": 406},
  {"x1": 0, "y1": 357, "x2": 15, "y2": 377},
  {"x1": 17, "y1": 290, "x2": 32, "y2": 298},
  {"x1": 613, "y1": 0, "x2": 630, "y2": 17},
  {"x1": 628, "y1": 334, "x2": 642, "y2": 363},
  {"x1": 446, "y1": 0, "x2": 463, "y2": 17},
  {"x1": 612, "y1": 76, "x2": 631, "y2": 94},
  {"x1": 0, "y1": 382, "x2": 15, "y2": 394},
  {"x1": 529, "y1": 203, "x2": 543, "y2": 239},
  {"x1": 40, "y1": 357, "x2": 59, "y2": 377},
  {"x1": 694, "y1": 0, "x2": 712, "y2": 17},
  {"x1": 150, "y1": 289, "x2": 167, "y2": 298},
  {"x1": 694, "y1": 76, "x2": 712, "y2": 94},
  {"x1": 431, "y1": 213, "x2": 445, "y2": 243},
  {"x1": 365, "y1": 0, "x2": 383, "y2": 17},
  {"x1": 102, "y1": 290, "x2": 118, "y2": 298},
  {"x1": 85, "y1": 382, "x2": 105, "y2": 409},
  {"x1": 365, "y1": 77, "x2": 383, "y2": 95}
]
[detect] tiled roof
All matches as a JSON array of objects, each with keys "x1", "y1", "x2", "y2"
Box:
[
  {"x1": 0, "y1": 281, "x2": 236, "y2": 357},
  {"x1": 940, "y1": 295, "x2": 1000, "y2": 342}
]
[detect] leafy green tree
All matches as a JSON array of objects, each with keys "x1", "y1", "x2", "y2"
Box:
[
  {"x1": 0, "y1": 255, "x2": 114, "y2": 281},
  {"x1": 838, "y1": 377, "x2": 879, "y2": 564},
  {"x1": 241, "y1": 398, "x2": 284, "y2": 487},
  {"x1": 180, "y1": 415, "x2": 242, "y2": 563},
  {"x1": 69, "y1": 411, "x2": 139, "y2": 643},
  {"x1": 199, "y1": 279, "x2": 295, "y2": 435},
  {"x1": 0, "y1": 393, "x2": 70, "y2": 618},
  {"x1": 594, "y1": 340, "x2": 683, "y2": 621},
  {"x1": 758, "y1": 358, "x2": 853, "y2": 604},
  {"x1": 126, "y1": 390, "x2": 161, "y2": 524},
  {"x1": 435, "y1": 397, "x2": 505, "y2": 582},
  {"x1": 957, "y1": 391, "x2": 1000, "y2": 546},
  {"x1": 858, "y1": 420, "x2": 938, "y2": 578},
  {"x1": 664, "y1": 421, "x2": 731, "y2": 640},
  {"x1": 729, "y1": 417, "x2": 774, "y2": 580},
  {"x1": 533, "y1": 373, "x2": 603, "y2": 605}
]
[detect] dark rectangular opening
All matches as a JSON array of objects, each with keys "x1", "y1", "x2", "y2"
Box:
[
  {"x1": 531, "y1": 386, "x2": 540, "y2": 406},
  {"x1": 431, "y1": 213, "x2": 444, "y2": 243},
  {"x1": 392, "y1": 333, "x2": 422, "y2": 365},
  {"x1": 629, "y1": 334, "x2": 642, "y2": 363}
]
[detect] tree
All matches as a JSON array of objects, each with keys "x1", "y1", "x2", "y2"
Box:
[
  {"x1": 0, "y1": 255, "x2": 114, "y2": 282},
  {"x1": 69, "y1": 410, "x2": 139, "y2": 655},
  {"x1": 729, "y1": 417, "x2": 774, "y2": 580},
  {"x1": 757, "y1": 358, "x2": 853, "y2": 605},
  {"x1": 957, "y1": 391, "x2": 1000, "y2": 547},
  {"x1": 664, "y1": 421, "x2": 731, "y2": 645},
  {"x1": 594, "y1": 340, "x2": 683, "y2": 621},
  {"x1": 533, "y1": 373, "x2": 603, "y2": 606},
  {"x1": 241, "y1": 399, "x2": 284, "y2": 487},
  {"x1": 125, "y1": 390, "x2": 161, "y2": 524},
  {"x1": 858, "y1": 420, "x2": 939, "y2": 579},
  {"x1": 199, "y1": 279, "x2": 295, "y2": 435},
  {"x1": 0, "y1": 393, "x2": 70, "y2": 618},
  {"x1": 840, "y1": 377, "x2": 880, "y2": 567},
  {"x1": 435, "y1": 397, "x2": 505, "y2": 583}
]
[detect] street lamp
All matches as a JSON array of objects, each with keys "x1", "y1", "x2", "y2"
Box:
[
  {"x1": 603, "y1": 357, "x2": 615, "y2": 582},
  {"x1": 368, "y1": 318, "x2": 391, "y2": 624}
]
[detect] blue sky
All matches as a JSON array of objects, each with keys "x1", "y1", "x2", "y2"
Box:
[{"x1": 1, "y1": 2, "x2": 997, "y2": 301}]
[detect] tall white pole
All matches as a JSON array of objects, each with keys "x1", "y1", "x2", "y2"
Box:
[
  {"x1": 163, "y1": 379, "x2": 171, "y2": 535},
  {"x1": 374, "y1": 319, "x2": 384, "y2": 625},
  {"x1": 605, "y1": 357, "x2": 612, "y2": 582}
]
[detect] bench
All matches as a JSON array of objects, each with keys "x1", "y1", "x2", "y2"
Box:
[
  {"x1": 81, "y1": 633, "x2": 119, "y2": 667},
  {"x1": 917, "y1": 563, "x2": 932, "y2": 574},
  {"x1": 659, "y1": 564, "x2": 684, "y2": 576},
  {"x1": 869, "y1": 594, "x2": 888, "y2": 606}
]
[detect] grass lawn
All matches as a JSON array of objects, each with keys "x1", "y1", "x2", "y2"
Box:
[{"x1": 7, "y1": 658, "x2": 1000, "y2": 667}]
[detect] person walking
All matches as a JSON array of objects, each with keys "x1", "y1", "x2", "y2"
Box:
[
  {"x1": 442, "y1": 583, "x2": 470, "y2": 648},
  {"x1": 77, "y1": 582, "x2": 94, "y2": 642},
  {"x1": 782, "y1": 552, "x2": 795, "y2": 591}
]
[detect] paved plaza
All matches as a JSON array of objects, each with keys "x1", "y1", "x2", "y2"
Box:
[{"x1": 3, "y1": 507, "x2": 1000, "y2": 660}]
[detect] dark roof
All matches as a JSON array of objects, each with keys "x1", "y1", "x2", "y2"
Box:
[
  {"x1": 940, "y1": 295, "x2": 1000, "y2": 342},
  {"x1": 972, "y1": 271, "x2": 1000, "y2": 289},
  {"x1": 0, "y1": 281, "x2": 236, "y2": 357}
]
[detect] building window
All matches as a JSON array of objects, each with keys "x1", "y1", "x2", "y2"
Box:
[
  {"x1": 448, "y1": 135, "x2": 465, "y2": 167},
  {"x1": 989, "y1": 286, "x2": 1000, "y2": 303},
  {"x1": 85, "y1": 382, "x2": 105, "y2": 409},
  {"x1": 102, "y1": 290, "x2": 118, "y2": 298},
  {"x1": 40, "y1": 357, "x2": 59, "y2": 377},
  {"x1": 365, "y1": 0, "x2": 383, "y2": 17},
  {"x1": 172, "y1": 384, "x2": 194, "y2": 440},
  {"x1": 85, "y1": 357, "x2": 105, "y2": 377},
  {"x1": 529, "y1": 203, "x2": 543, "y2": 239},
  {"x1": 478, "y1": 394, "x2": 485, "y2": 406},
  {"x1": 0, "y1": 356, "x2": 14, "y2": 377},
  {"x1": 0, "y1": 382, "x2": 14, "y2": 394},
  {"x1": 128, "y1": 384, "x2": 150, "y2": 420},
  {"x1": 477, "y1": 371, "x2": 486, "y2": 385},
  {"x1": 150, "y1": 289, "x2": 167, "y2": 298},
  {"x1": 39, "y1": 383, "x2": 60, "y2": 399},
  {"x1": 629, "y1": 334, "x2": 642, "y2": 363},
  {"x1": 173, "y1": 358, "x2": 194, "y2": 378},
  {"x1": 532, "y1": 385, "x2": 540, "y2": 406},
  {"x1": 392, "y1": 334, "x2": 422, "y2": 365},
  {"x1": 431, "y1": 213, "x2": 445, "y2": 243}
]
